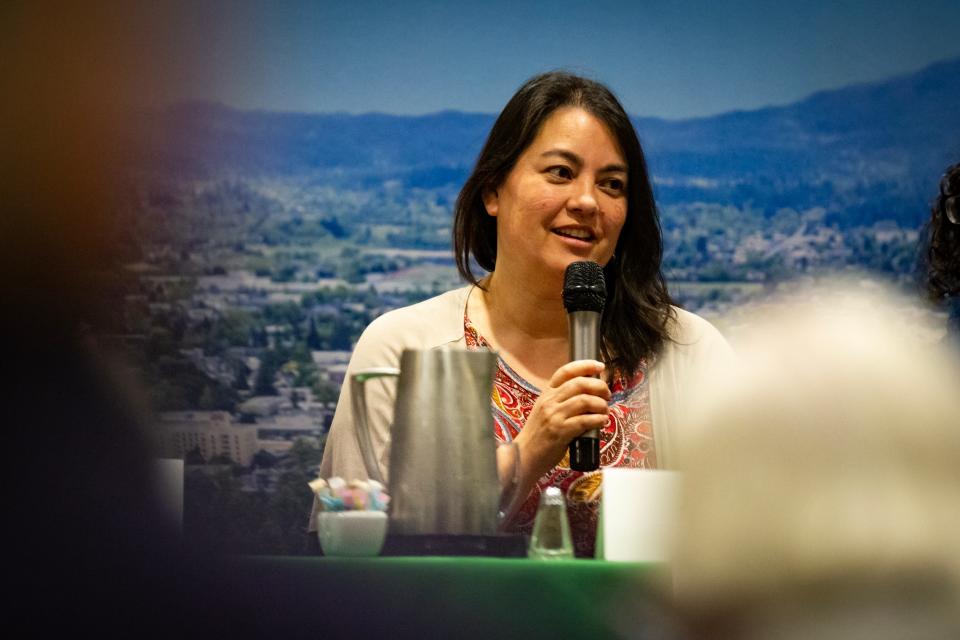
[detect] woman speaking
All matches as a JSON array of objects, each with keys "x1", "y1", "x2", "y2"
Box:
[{"x1": 315, "y1": 71, "x2": 731, "y2": 557}]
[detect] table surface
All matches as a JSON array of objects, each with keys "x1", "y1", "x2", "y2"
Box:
[{"x1": 231, "y1": 555, "x2": 675, "y2": 639}]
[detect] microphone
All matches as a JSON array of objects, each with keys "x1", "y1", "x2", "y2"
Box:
[{"x1": 562, "y1": 260, "x2": 606, "y2": 472}]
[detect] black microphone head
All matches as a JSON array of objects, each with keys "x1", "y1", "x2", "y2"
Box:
[{"x1": 562, "y1": 261, "x2": 606, "y2": 313}]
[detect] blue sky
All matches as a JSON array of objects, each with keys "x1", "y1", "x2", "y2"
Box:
[{"x1": 166, "y1": 0, "x2": 960, "y2": 119}]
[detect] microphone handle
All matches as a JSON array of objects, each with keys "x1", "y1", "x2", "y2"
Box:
[{"x1": 568, "y1": 310, "x2": 601, "y2": 471}]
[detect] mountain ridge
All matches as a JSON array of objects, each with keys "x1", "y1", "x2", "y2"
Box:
[{"x1": 140, "y1": 57, "x2": 960, "y2": 228}]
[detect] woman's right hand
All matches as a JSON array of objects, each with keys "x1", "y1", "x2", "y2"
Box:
[{"x1": 512, "y1": 359, "x2": 611, "y2": 491}]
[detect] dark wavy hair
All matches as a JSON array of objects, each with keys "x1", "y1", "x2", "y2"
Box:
[
  {"x1": 925, "y1": 162, "x2": 960, "y2": 301},
  {"x1": 452, "y1": 71, "x2": 675, "y2": 376}
]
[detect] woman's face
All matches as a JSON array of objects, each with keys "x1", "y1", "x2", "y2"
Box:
[{"x1": 484, "y1": 106, "x2": 628, "y2": 284}]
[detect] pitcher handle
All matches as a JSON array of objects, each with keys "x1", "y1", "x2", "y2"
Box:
[
  {"x1": 496, "y1": 440, "x2": 523, "y2": 531},
  {"x1": 350, "y1": 367, "x2": 400, "y2": 484}
]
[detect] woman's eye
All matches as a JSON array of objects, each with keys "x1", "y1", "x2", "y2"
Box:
[
  {"x1": 547, "y1": 166, "x2": 573, "y2": 180},
  {"x1": 602, "y1": 178, "x2": 626, "y2": 193}
]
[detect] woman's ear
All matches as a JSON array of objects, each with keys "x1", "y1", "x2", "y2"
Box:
[{"x1": 482, "y1": 188, "x2": 499, "y2": 217}]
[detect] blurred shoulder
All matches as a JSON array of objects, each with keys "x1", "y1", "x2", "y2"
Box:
[{"x1": 666, "y1": 306, "x2": 728, "y2": 348}]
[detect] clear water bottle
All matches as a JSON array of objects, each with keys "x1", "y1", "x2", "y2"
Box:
[{"x1": 528, "y1": 486, "x2": 574, "y2": 560}]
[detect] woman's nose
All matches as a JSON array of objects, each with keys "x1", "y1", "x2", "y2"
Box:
[{"x1": 567, "y1": 179, "x2": 599, "y2": 216}]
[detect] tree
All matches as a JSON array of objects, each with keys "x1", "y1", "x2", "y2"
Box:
[
  {"x1": 362, "y1": 285, "x2": 382, "y2": 309},
  {"x1": 263, "y1": 301, "x2": 304, "y2": 327},
  {"x1": 150, "y1": 379, "x2": 190, "y2": 411},
  {"x1": 197, "y1": 386, "x2": 218, "y2": 410},
  {"x1": 305, "y1": 316, "x2": 322, "y2": 350},
  {"x1": 233, "y1": 361, "x2": 250, "y2": 391},
  {"x1": 209, "y1": 452, "x2": 234, "y2": 465},
  {"x1": 185, "y1": 446, "x2": 206, "y2": 465},
  {"x1": 253, "y1": 359, "x2": 278, "y2": 396},
  {"x1": 312, "y1": 377, "x2": 341, "y2": 404},
  {"x1": 197, "y1": 381, "x2": 239, "y2": 411},
  {"x1": 251, "y1": 449, "x2": 278, "y2": 469},
  {"x1": 250, "y1": 326, "x2": 268, "y2": 348},
  {"x1": 210, "y1": 309, "x2": 257, "y2": 352},
  {"x1": 320, "y1": 216, "x2": 347, "y2": 239},
  {"x1": 329, "y1": 317, "x2": 354, "y2": 350},
  {"x1": 289, "y1": 438, "x2": 324, "y2": 471}
]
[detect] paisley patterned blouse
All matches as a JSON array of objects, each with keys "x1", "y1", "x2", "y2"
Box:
[{"x1": 464, "y1": 314, "x2": 656, "y2": 558}]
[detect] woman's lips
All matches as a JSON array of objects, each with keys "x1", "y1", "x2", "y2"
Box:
[{"x1": 552, "y1": 227, "x2": 595, "y2": 242}]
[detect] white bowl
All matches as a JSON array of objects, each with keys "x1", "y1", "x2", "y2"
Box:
[{"x1": 316, "y1": 511, "x2": 388, "y2": 557}]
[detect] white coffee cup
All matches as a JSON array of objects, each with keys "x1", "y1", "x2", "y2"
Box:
[{"x1": 598, "y1": 469, "x2": 681, "y2": 562}]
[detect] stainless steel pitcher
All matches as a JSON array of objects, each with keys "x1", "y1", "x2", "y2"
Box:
[{"x1": 351, "y1": 348, "x2": 502, "y2": 536}]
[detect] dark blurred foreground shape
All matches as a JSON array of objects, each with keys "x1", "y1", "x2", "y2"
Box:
[
  {"x1": 670, "y1": 284, "x2": 960, "y2": 640},
  {"x1": 924, "y1": 161, "x2": 960, "y2": 341},
  {"x1": 0, "y1": 2, "x2": 264, "y2": 632}
]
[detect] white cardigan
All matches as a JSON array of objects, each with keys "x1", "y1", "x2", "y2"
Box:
[{"x1": 310, "y1": 285, "x2": 732, "y2": 529}]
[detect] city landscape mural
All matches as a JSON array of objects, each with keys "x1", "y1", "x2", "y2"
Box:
[{"x1": 105, "y1": 54, "x2": 960, "y2": 554}]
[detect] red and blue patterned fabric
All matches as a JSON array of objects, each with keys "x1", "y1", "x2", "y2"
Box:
[{"x1": 464, "y1": 315, "x2": 656, "y2": 558}]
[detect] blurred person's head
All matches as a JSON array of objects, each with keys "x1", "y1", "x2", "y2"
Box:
[
  {"x1": 925, "y1": 162, "x2": 960, "y2": 302},
  {"x1": 672, "y1": 282, "x2": 960, "y2": 639}
]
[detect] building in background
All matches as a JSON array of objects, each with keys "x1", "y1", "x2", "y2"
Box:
[{"x1": 158, "y1": 411, "x2": 258, "y2": 465}]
